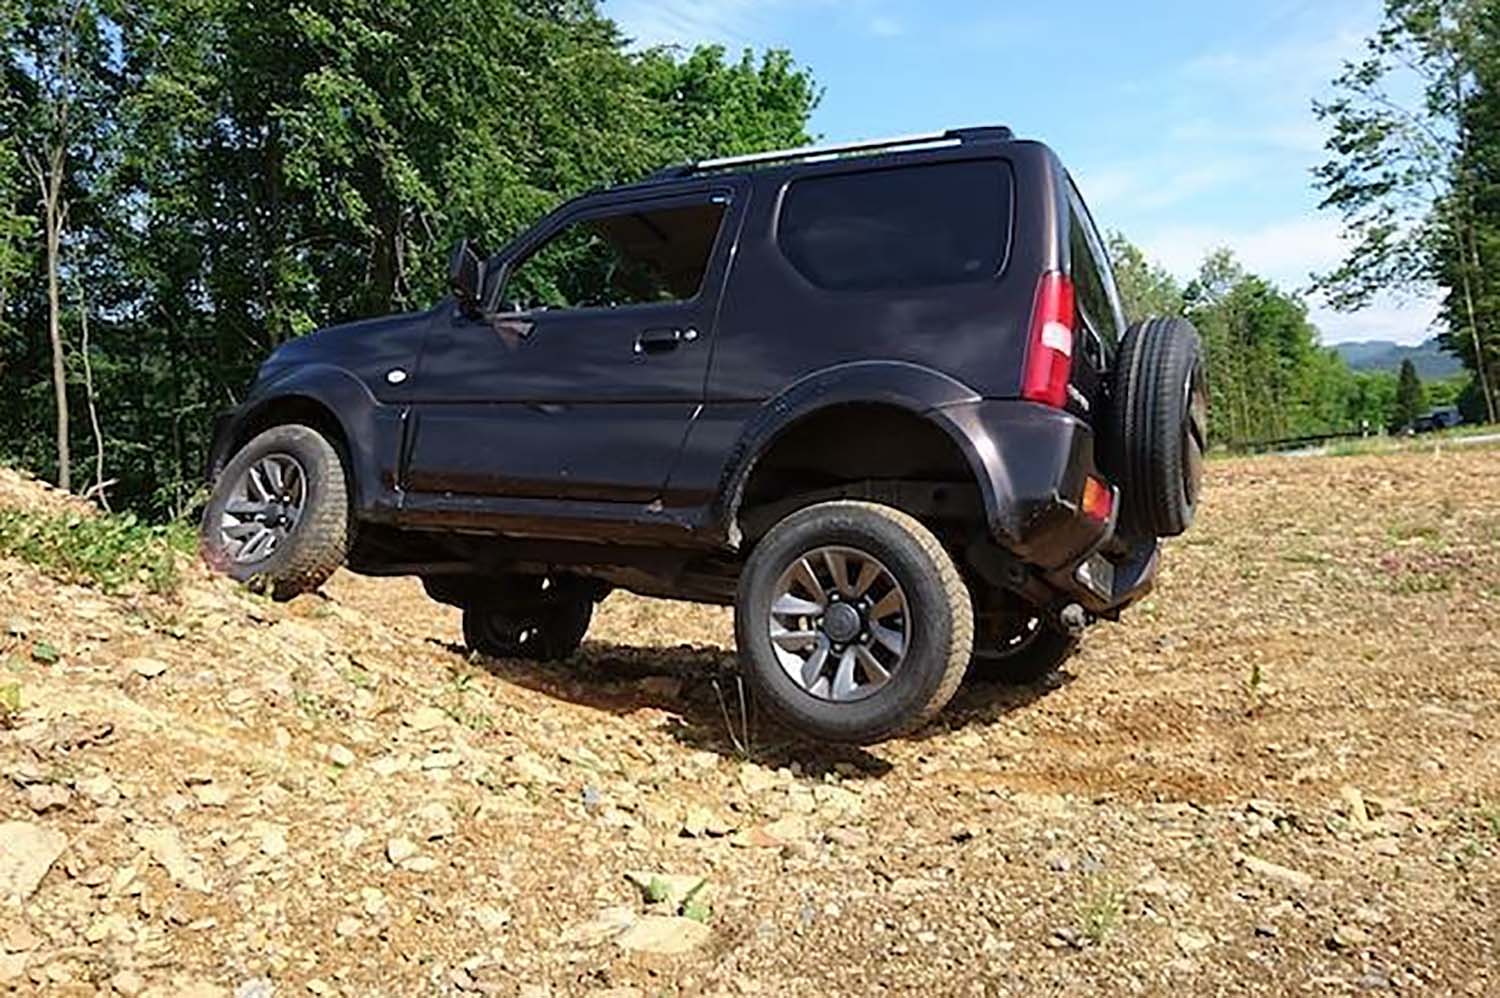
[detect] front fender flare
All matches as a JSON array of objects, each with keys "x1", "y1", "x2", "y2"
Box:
[{"x1": 209, "y1": 365, "x2": 396, "y2": 515}]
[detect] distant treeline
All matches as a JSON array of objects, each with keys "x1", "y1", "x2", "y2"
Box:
[{"x1": 1108, "y1": 237, "x2": 1479, "y2": 448}]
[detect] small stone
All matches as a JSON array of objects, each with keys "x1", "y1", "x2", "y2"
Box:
[
  {"x1": 825, "y1": 826, "x2": 869, "y2": 849},
  {"x1": 136, "y1": 827, "x2": 211, "y2": 892},
  {"x1": 1174, "y1": 930, "x2": 1212, "y2": 955},
  {"x1": 889, "y1": 877, "x2": 939, "y2": 897},
  {"x1": 421, "y1": 751, "x2": 462, "y2": 771},
  {"x1": 737, "y1": 762, "x2": 778, "y2": 795},
  {"x1": 1239, "y1": 854, "x2": 1315, "y2": 890},
  {"x1": 1328, "y1": 924, "x2": 1374, "y2": 950},
  {"x1": 328, "y1": 744, "x2": 356, "y2": 768},
  {"x1": 581, "y1": 785, "x2": 603, "y2": 811},
  {"x1": 0, "y1": 821, "x2": 68, "y2": 903},
  {"x1": 761, "y1": 815, "x2": 808, "y2": 844},
  {"x1": 306, "y1": 979, "x2": 331, "y2": 996},
  {"x1": 175, "y1": 982, "x2": 230, "y2": 998},
  {"x1": 340, "y1": 827, "x2": 368, "y2": 851},
  {"x1": 111, "y1": 969, "x2": 146, "y2": 996},
  {"x1": 24, "y1": 784, "x2": 70, "y2": 814},
  {"x1": 415, "y1": 802, "x2": 455, "y2": 840},
  {"x1": 234, "y1": 979, "x2": 273, "y2": 998},
  {"x1": 335, "y1": 916, "x2": 361, "y2": 937},
  {"x1": 193, "y1": 784, "x2": 231, "y2": 808},
  {"x1": 1254, "y1": 924, "x2": 1280, "y2": 938},
  {"x1": 614, "y1": 915, "x2": 711, "y2": 955},
  {"x1": 386, "y1": 838, "x2": 418, "y2": 865},
  {"x1": 0, "y1": 953, "x2": 24, "y2": 985},
  {"x1": 4, "y1": 923, "x2": 40, "y2": 952},
  {"x1": 359, "y1": 887, "x2": 386, "y2": 916},
  {"x1": 75, "y1": 774, "x2": 120, "y2": 807},
  {"x1": 561, "y1": 906, "x2": 637, "y2": 946},
  {"x1": 1341, "y1": 786, "x2": 1372, "y2": 829},
  {"x1": 258, "y1": 825, "x2": 288, "y2": 857},
  {"x1": 403, "y1": 706, "x2": 447, "y2": 732},
  {"x1": 469, "y1": 905, "x2": 509, "y2": 931},
  {"x1": 682, "y1": 806, "x2": 733, "y2": 838},
  {"x1": 401, "y1": 855, "x2": 438, "y2": 873},
  {"x1": 129, "y1": 657, "x2": 169, "y2": 679}
]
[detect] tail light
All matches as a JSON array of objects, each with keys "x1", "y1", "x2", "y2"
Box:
[{"x1": 1022, "y1": 271, "x2": 1076, "y2": 408}]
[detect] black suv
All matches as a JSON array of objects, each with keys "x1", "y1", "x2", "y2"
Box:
[{"x1": 202, "y1": 126, "x2": 1206, "y2": 745}]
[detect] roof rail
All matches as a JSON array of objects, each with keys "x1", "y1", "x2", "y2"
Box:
[{"x1": 648, "y1": 125, "x2": 1014, "y2": 181}]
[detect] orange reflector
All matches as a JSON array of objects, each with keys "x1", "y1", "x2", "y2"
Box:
[{"x1": 1082, "y1": 476, "x2": 1114, "y2": 523}]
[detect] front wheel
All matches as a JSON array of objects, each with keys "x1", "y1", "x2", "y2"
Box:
[
  {"x1": 200, "y1": 424, "x2": 350, "y2": 600},
  {"x1": 734, "y1": 501, "x2": 973, "y2": 745},
  {"x1": 968, "y1": 611, "x2": 1079, "y2": 685}
]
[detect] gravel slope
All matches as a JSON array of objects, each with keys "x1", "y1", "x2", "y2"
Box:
[{"x1": 1, "y1": 446, "x2": 1497, "y2": 997}]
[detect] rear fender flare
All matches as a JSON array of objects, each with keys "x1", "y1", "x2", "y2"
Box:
[{"x1": 712, "y1": 361, "x2": 1004, "y2": 545}]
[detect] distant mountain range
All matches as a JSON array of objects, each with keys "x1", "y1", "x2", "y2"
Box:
[{"x1": 1334, "y1": 337, "x2": 1464, "y2": 380}]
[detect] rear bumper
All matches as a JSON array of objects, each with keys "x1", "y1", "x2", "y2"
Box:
[{"x1": 935, "y1": 398, "x2": 1158, "y2": 614}]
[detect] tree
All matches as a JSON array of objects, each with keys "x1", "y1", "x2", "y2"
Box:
[
  {"x1": 1313, "y1": 0, "x2": 1497, "y2": 423},
  {"x1": 1107, "y1": 233, "x2": 1184, "y2": 323},
  {"x1": 0, "y1": 0, "x2": 821, "y2": 516},
  {"x1": 5, "y1": 0, "x2": 117, "y2": 492},
  {"x1": 1395, "y1": 358, "x2": 1426, "y2": 426}
]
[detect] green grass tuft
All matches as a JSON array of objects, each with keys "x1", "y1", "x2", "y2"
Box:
[{"x1": 0, "y1": 507, "x2": 196, "y2": 595}]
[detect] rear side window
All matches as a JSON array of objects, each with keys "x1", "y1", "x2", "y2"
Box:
[
  {"x1": 505, "y1": 201, "x2": 726, "y2": 311},
  {"x1": 778, "y1": 161, "x2": 1012, "y2": 292},
  {"x1": 1067, "y1": 188, "x2": 1123, "y2": 347}
]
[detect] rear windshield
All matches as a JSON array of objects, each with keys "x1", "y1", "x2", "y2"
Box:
[{"x1": 778, "y1": 160, "x2": 1012, "y2": 292}]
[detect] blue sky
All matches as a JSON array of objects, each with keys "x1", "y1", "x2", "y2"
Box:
[{"x1": 603, "y1": 0, "x2": 1437, "y2": 345}]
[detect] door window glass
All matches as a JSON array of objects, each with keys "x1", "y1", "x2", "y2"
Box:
[{"x1": 504, "y1": 201, "x2": 726, "y2": 311}]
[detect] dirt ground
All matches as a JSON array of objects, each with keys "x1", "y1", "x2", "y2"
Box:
[{"x1": 1, "y1": 446, "x2": 1498, "y2": 997}]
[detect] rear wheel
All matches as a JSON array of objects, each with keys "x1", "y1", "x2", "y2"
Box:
[
  {"x1": 1105, "y1": 317, "x2": 1207, "y2": 538},
  {"x1": 735, "y1": 501, "x2": 973, "y2": 745},
  {"x1": 200, "y1": 424, "x2": 350, "y2": 599}
]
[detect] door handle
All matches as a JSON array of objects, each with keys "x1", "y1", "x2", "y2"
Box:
[{"x1": 635, "y1": 327, "x2": 698, "y2": 355}]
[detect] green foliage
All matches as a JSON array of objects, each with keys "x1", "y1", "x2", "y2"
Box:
[
  {"x1": 1314, "y1": 0, "x2": 1498, "y2": 423},
  {"x1": 1106, "y1": 232, "x2": 1185, "y2": 322},
  {"x1": 0, "y1": 1, "x2": 818, "y2": 516},
  {"x1": 0, "y1": 506, "x2": 194, "y2": 594},
  {"x1": 1395, "y1": 358, "x2": 1427, "y2": 426}
]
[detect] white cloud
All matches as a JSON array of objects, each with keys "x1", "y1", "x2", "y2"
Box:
[
  {"x1": 1136, "y1": 215, "x2": 1439, "y2": 346},
  {"x1": 605, "y1": 0, "x2": 776, "y2": 50}
]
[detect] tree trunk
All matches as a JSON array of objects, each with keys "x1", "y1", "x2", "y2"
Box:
[
  {"x1": 1461, "y1": 222, "x2": 1497, "y2": 423},
  {"x1": 42, "y1": 175, "x2": 71, "y2": 492},
  {"x1": 77, "y1": 282, "x2": 107, "y2": 509}
]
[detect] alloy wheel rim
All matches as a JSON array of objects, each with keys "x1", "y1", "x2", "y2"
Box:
[
  {"x1": 768, "y1": 545, "x2": 909, "y2": 703},
  {"x1": 219, "y1": 453, "x2": 308, "y2": 565}
]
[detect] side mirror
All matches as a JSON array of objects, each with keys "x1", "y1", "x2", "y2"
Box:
[{"x1": 448, "y1": 239, "x2": 484, "y2": 315}]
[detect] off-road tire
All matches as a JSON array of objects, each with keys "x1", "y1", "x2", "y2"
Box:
[
  {"x1": 200, "y1": 424, "x2": 350, "y2": 600},
  {"x1": 1106, "y1": 317, "x2": 1207, "y2": 537},
  {"x1": 462, "y1": 593, "x2": 593, "y2": 662},
  {"x1": 735, "y1": 500, "x2": 973, "y2": 745},
  {"x1": 969, "y1": 620, "x2": 1079, "y2": 685}
]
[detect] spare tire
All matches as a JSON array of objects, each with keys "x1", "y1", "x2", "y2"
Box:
[{"x1": 1104, "y1": 317, "x2": 1207, "y2": 538}]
